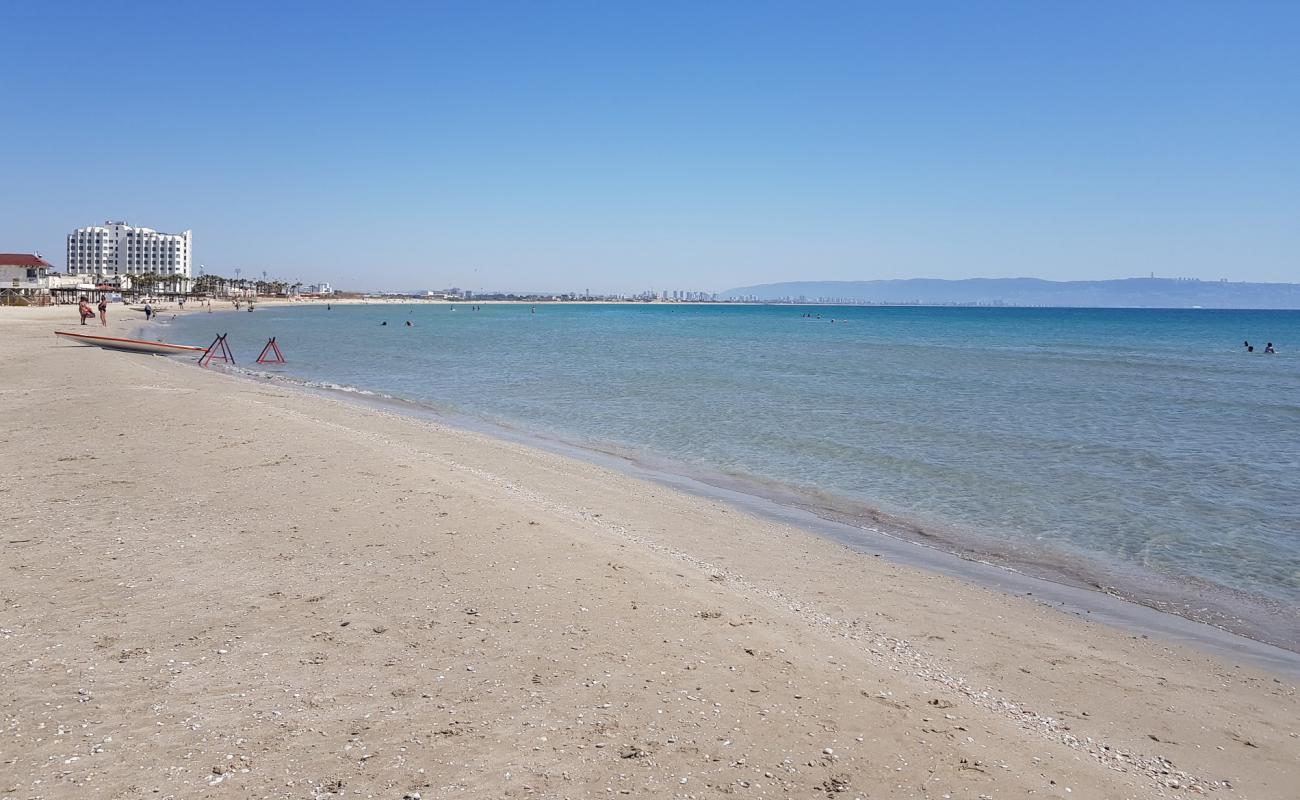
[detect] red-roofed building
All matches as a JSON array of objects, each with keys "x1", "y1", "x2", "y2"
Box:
[
  {"x1": 1, "y1": 253, "x2": 57, "y2": 305},
  {"x1": 0, "y1": 253, "x2": 53, "y2": 269}
]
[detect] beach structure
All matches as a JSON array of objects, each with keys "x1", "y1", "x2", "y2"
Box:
[
  {"x1": 67, "y1": 221, "x2": 193, "y2": 282},
  {"x1": 256, "y1": 337, "x2": 286, "y2": 364},
  {"x1": 198, "y1": 333, "x2": 236, "y2": 367},
  {"x1": 0, "y1": 253, "x2": 56, "y2": 305}
]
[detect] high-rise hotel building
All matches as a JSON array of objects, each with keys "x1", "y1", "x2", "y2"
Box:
[{"x1": 66, "y1": 221, "x2": 192, "y2": 277}]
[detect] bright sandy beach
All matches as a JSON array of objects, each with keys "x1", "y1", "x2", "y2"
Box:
[{"x1": 1, "y1": 305, "x2": 1297, "y2": 800}]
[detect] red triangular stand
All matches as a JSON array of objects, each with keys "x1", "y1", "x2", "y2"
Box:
[
  {"x1": 256, "y1": 337, "x2": 286, "y2": 364},
  {"x1": 199, "y1": 333, "x2": 235, "y2": 367}
]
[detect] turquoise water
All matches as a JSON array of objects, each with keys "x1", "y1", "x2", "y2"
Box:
[{"x1": 167, "y1": 304, "x2": 1300, "y2": 613}]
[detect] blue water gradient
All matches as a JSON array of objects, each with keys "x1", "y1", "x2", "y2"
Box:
[{"x1": 168, "y1": 304, "x2": 1300, "y2": 606}]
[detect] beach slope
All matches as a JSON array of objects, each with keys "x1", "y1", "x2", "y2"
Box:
[{"x1": 1, "y1": 307, "x2": 1296, "y2": 799}]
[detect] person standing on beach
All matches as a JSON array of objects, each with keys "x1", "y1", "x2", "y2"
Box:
[
  {"x1": 144, "y1": 303, "x2": 153, "y2": 321},
  {"x1": 97, "y1": 297, "x2": 108, "y2": 326},
  {"x1": 78, "y1": 297, "x2": 93, "y2": 325}
]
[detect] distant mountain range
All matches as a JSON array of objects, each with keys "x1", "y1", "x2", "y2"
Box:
[{"x1": 720, "y1": 278, "x2": 1300, "y2": 309}]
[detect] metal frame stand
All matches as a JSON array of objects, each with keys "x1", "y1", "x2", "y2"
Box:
[
  {"x1": 199, "y1": 333, "x2": 235, "y2": 367},
  {"x1": 256, "y1": 337, "x2": 286, "y2": 364}
]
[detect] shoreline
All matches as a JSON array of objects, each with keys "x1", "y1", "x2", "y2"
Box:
[
  {"x1": 204, "y1": 361, "x2": 1300, "y2": 674},
  {"x1": 5, "y1": 303, "x2": 1299, "y2": 798},
  {"x1": 173, "y1": 304, "x2": 1300, "y2": 660},
  {"x1": 130, "y1": 295, "x2": 1300, "y2": 310}
]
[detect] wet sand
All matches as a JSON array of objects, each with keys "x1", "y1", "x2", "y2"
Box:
[{"x1": 2, "y1": 305, "x2": 1298, "y2": 799}]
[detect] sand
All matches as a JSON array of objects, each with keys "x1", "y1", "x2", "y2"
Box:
[{"x1": 1, "y1": 305, "x2": 1297, "y2": 800}]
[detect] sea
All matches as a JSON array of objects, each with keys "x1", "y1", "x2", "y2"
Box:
[{"x1": 165, "y1": 303, "x2": 1300, "y2": 646}]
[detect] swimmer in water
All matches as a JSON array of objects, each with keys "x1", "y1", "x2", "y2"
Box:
[
  {"x1": 405, "y1": 320, "x2": 413, "y2": 327},
  {"x1": 1264, "y1": 342, "x2": 1276, "y2": 354},
  {"x1": 381, "y1": 321, "x2": 388, "y2": 326}
]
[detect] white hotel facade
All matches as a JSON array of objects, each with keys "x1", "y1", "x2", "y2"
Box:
[{"x1": 66, "y1": 221, "x2": 192, "y2": 278}]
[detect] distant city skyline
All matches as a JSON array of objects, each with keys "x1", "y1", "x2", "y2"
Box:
[{"x1": 3, "y1": 1, "x2": 1297, "y2": 293}]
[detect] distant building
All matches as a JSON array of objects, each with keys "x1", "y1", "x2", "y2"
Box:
[
  {"x1": 0, "y1": 253, "x2": 55, "y2": 295},
  {"x1": 67, "y1": 221, "x2": 192, "y2": 278},
  {"x1": 0, "y1": 253, "x2": 60, "y2": 305}
]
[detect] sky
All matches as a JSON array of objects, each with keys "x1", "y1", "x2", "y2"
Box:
[{"x1": 2, "y1": 1, "x2": 1297, "y2": 293}]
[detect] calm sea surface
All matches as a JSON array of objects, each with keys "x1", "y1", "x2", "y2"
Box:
[{"x1": 168, "y1": 304, "x2": 1300, "y2": 614}]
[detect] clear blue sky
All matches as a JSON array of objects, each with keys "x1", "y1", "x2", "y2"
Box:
[{"x1": 3, "y1": 1, "x2": 1297, "y2": 292}]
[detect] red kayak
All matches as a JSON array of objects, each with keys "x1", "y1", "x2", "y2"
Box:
[{"x1": 55, "y1": 330, "x2": 207, "y2": 355}]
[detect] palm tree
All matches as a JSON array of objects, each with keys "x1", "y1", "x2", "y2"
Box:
[{"x1": 133, "y1": 273, "x2": 158, "y2": 298}]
